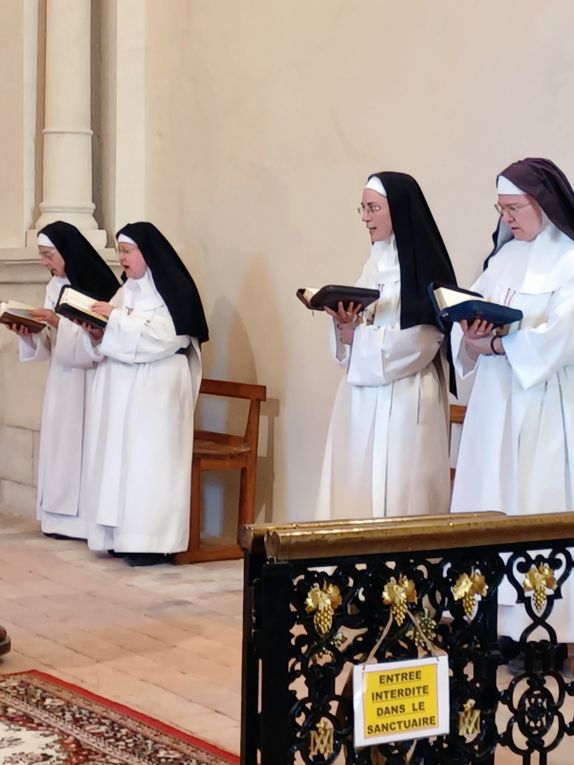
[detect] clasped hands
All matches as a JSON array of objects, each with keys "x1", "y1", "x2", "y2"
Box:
[
  {"x1": 325, "y1": 301, "x2": 363, "y2": 345},
  {"x1": 460, "y1": 319, "x2": 504, "y2": 356}
]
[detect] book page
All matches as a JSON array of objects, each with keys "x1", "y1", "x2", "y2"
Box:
[
  {"x1": 59, "y1": 288, "x2": 109, "y2": 323},
  {"x1": 58, "y1": 288, "x2": 108, "y2": 325},
  {"x1": 0, "y1": 301, "x2": 46, "y2": 330},
  {"x1": 434, "y1": 287, "x2": 482, "y2": 311},
  {"x1": 1, "y1": 299, "x2": 37, "y2": 313},
  {"x1": 302, "y1": 287, "x2": 319, "y2": 302},
  {"x1": 4, "y1": 308, "x2": 35, "y2": 319},
  {"x1": 61, "y1": 288, "x2": 98, "y2": 312}
]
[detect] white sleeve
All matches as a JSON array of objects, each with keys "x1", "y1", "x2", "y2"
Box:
[
  {"x1": 329, "y1": 317, "x2": 350, "y2": 366},
  {"x1": 19, "y1": 328, "x2": 51, "y2": 362},
  {"x1": 448, "y1": 270, "x2": 489, "y2": 379},
  {"x1": 53, "y1": 318, "x2": 99, "y2": 368},
  {"x1": 503, "y1": 279, "x2": 574, "y2": 389},
  {"x1": 99, "y1": 307, "x2": 189, "y2": 363},
  {"x1": 451, "y1": 321, "x2": 478, "y2": 379},
  {"x1": 19, "y1": 280, "x2": 59, "y2": 363},
  {"x1": 346, "y1": 323, "x2": 444, "y2": 386}
]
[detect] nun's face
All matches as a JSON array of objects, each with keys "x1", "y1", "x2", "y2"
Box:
[
  {"x1": 360, "y1": 189, "x2": 393, "y2": 242},
  {"x1": 117, "y1": 242, "x2": 148, "y2": 279},
  {"x1": 497, "y1": 194, "x2": 543, "y2": 242},
  {"x1": 38, "y1": 246, "x2": 66, "y2": 277}
]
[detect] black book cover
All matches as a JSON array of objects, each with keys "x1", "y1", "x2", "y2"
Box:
[
  {"x1": 428, "y1": 282, "x2": 523, "y2": 330},
  {"x1": 297, "y1": 285, "x2": 380, "y2": 312}
]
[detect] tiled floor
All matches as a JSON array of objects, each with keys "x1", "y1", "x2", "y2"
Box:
[
  {"x1": 0, "y1": 510, "x2": 244, "y2": 755},
  {"x1": 2, "y1": 510, "x2": 574, "y2": 764}
]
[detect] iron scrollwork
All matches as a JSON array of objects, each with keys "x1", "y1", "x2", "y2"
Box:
[{"x1": 246, "y1": 537, "x2": 574, "y2": 764}]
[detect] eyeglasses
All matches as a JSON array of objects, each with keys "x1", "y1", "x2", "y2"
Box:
[
  {"x1": 357, "y1": 203, "x2": 382, "y2": 215},
  {"x1": 494, "y1": 201, "x2": 531, "y2": 217}
]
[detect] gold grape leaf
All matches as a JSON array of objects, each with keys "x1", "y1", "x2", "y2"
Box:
[{"x1": 382, "y1": 575, "x2": 417, "y2": 626}]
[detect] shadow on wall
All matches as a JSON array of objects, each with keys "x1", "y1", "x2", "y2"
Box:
[{"x1": 197, "y1": 256, "x2": 284, "y2": 536}]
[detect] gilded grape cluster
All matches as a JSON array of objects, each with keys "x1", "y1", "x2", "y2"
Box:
[
  {"x1": 382, "y1": 575, "x2": 417, "y2": 626},
  {"x1": 452, "y1": 569, "x2": 488, "y2": 618},
  {"x1": 305, "y1": 582, "x2": 342, "y2": 637},
  {"x1": 523, "y1": 562, "x2": 557, "y2": 613},
  {"x1": 407, "y1": 608, "x2": 437, "y2": 649}
]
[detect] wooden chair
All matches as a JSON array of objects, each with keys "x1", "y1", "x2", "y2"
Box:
[
  {"x1": 449, "y1": 404, "x2": 467, "y2": 482},
  {"x1": 174, "y1": 378, "x2": 267, "y2": 564}
]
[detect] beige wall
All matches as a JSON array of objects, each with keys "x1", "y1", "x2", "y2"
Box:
[
  {"x1": 141, "y1": 0, "x2": 574, "y2": 521},
  {"x1": 2, "y1": 0, "x2": 574, "y2": 521}
]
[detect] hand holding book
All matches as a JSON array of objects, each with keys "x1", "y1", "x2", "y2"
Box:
[
  {"x1": 325, "y1": 301, "x2": 364, "y2": 345},
  {"x1": 55, "y1": 286, "x2": 111, "y2": 330},
  {"x1": 29, "y1": 308, "x2": 60, "y2": 329},
  {"x1": 0, "y1": 300, "x2": 49, "y2": 333},
  {"x1": 460, "y1": 318, "x2": 506, "y2": 357},
  {"x1": 428, "y1": 282, "x2": 523, "y2": 329},
  {"x1": 85, "y1": 302, "x2": 113, "y2": 342},
  {"x1": 297, "y1": 285, "x2": 380, "y2": 312},
  {"x1": 91, "y1": 301, "x2": 115, "y2": 319}
]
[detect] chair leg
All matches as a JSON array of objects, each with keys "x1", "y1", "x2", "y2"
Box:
[
  {"x1": 238, "y1": 464, "x2": 256, "y2": 528},
  {"x1": 174, "y1": 457, "x2": 202, "y2": 565},
  {"x1": 189, "y1": 458, "x2": 202, "y2": 553}
]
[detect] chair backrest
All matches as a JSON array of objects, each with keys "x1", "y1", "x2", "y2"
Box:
[{"x1": 197, "y1": 378, "x2": 267, "y2": 445}]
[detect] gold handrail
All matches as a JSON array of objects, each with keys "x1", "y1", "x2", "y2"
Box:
[{"x1": 240, "y1": 512, "x2": 574, "y2": 561}]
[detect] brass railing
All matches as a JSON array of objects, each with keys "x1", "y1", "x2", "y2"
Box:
[{"x1": 240, "y1": 513, "x2": 574, "y2": 765}]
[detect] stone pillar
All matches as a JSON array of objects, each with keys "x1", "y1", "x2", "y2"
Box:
[
  {"x1": 100, "y1": 0, "x2": 147, "y2": 234},
  {"x1": 30, "y1": 0, "x2": 106, "y2": 246}
]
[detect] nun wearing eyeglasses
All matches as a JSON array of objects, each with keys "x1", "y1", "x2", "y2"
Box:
[
  {"x1": 7, "y1": 221, "x2": 119, "y2": 539},
  {"x1": 314, "y1": 172, "x2": 457, "y2": 520},
  {"x1": 451, "y1": 158, "x2": 574, "y2": 644},
  {"x1": 76, "y1": 222, "x2": 208, "y2": 566}
]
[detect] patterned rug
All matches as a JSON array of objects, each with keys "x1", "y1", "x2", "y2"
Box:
[{"x1": 0, "y1": 671, "x2": 239, "y2": 764}]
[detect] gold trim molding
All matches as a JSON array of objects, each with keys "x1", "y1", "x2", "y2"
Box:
[{"x1": 240, "y1": 512, "x2": 574, "y2": 561}]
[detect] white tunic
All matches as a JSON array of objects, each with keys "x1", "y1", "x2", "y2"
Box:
[
  {"x1": 76, "y1": 275, "x2": 202, "y2": 554},
  {"x1": 19, "y1": 276, "x2": 92, "y2": 538},
  {"x1": 451, "y1": 223, "x2": 574, "y2": 641},
  {"x1": 315, "y1": 238, "x2": 450, "y2": 520}
]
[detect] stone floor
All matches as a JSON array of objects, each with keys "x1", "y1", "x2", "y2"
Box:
[
  {"x1": 1, "y1": 509, "x2": 574, "y2": 763},
  {"x1": 0, "y1": 510, "x2": 244, "y2": 755}
]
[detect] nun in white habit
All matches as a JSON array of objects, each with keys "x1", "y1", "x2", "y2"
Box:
[
  {"x1": 451, "y1": 157, "x2": 574, "y2": 643},
  {"x1": 77, "y1": 222, "x2": 208, "y2": 565},
  {"x1": 315, "y1": 172, "x2": 457, "y2": 520},
  {"x1": 9, "y1": 222, "x2": 118, "y2": 539}
]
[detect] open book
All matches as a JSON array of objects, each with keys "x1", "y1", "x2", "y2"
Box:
[
  {"x1": 429, "y1": 282, "x2": 523, "y2": 328},
  {"x1": 0, "y1": 300, "x2": 47, "y2": 333},
  {"x1": 297, "y1": 285, "x2": 380, "y2": 312},
  {"x1": 55, "y1": 286, "x2": 108, "y2": 329}
]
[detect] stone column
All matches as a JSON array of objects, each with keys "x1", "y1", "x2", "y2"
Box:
[{"x1": 31, "y1": 0, "x2": 106, "y2": 246}]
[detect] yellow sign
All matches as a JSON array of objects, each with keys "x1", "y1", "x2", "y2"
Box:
[{"x1": 353, "y1": 655, "x2": 449, "y2": 747}]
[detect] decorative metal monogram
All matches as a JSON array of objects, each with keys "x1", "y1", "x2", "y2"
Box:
[
  {"x1": 458, "y1": 699, "x2": 481, "y2": 740},
  {"x1": 309, "y1": 719, "x2": 334, "y2": 758}
]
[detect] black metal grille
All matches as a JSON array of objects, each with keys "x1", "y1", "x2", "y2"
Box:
[{"x1": 241, "y1": 535, "x2": 574, "y2": 765}]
